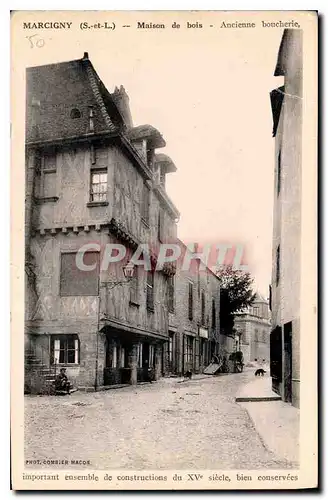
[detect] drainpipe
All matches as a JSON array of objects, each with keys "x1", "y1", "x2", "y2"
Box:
[{"x1": 94, "y1": 275, "x2": 101, "y2": 391}]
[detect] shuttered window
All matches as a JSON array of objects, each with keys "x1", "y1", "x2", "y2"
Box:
[
  {"x1": 146, "y1": 271, "x2": 154, "y2": 311},
  {"x1": 129, "y1": 267, "x2": 140, "y2": 305},
  {"x1": 212, "y1": 299, "x2": 216, "y2": 329},
  {"x1": 158, "y1": 208, "x2": 165, "y2": 242},
  {"x1": 188, "y1": 281, "x2": 193, "y2": 320},
  {"x1": 60, "y1": 252, "x2": 99, "y2": 296},
  {"x1": 201, "y1": 291, "x2": 206, "y2": 325},
  {"x1": 167, "y1": 276, "x2": 175, "y2": 313}
]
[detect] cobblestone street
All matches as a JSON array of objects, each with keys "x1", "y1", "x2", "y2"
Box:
[{"x1": 25, "y1": 372, "x2": 294, "y2": 470}]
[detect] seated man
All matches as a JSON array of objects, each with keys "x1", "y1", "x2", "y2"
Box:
[{"x1": 55, "y1": 368, "x2": 71, "y2": 394}]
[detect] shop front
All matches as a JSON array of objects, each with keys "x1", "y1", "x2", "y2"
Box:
[{"x1": 102, "y1": 324, "x2": 165, "y2": 386}]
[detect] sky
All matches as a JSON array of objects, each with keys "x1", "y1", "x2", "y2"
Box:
[{"x1": 18, "y1": 12, "x2": 285, "y2": 295}]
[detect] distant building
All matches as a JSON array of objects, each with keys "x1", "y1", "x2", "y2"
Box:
[
  {"x1": 269, "y1": 29, "x2": 303, "y2": 408},
  {"x1": 234, "y1": 293, "x2": 271, "y2": 365}
]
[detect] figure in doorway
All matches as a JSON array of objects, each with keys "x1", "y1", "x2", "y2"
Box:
[{"x1": 144, "y1": 359, "x2": 154, "y2": 383}]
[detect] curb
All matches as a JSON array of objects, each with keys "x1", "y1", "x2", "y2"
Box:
[{"x1": 236, "y1": 395, "x2": 282, "y2": 402}]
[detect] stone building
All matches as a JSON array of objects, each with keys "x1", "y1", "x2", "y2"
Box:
[
  {"x1": 24, "y1": 53, "x2": 180, "y2": 392},
  {"x1": 269, "y1": 29, "x2": 303, "y2": 408},
  {"x1": 234, "y1": 293, "x2": 271, "y2": 365},
  {"x1": 164, "y1": 241, "x2": 220, "y2": 376}
]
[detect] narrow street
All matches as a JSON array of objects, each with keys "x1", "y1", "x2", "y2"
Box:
[{"x1": 25, "y1": 372, "x2": 293, "y2": 470}]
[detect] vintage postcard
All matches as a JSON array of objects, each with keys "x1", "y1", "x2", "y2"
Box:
[{"x1": 11, "y1": 10, "x2": 318, "y2": 490}]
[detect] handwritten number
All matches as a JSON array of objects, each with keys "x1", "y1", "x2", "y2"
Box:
[{"x1": 26, "y1": 34, "x2": 45, "y2": 48}]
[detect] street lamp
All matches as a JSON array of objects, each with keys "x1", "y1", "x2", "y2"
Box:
[
  {"x1": 123, "y1": 261, "x2": 135, "y2": 279},
  {"x1": 104, "y1": 262, "x2": 135, "y2": 290}
]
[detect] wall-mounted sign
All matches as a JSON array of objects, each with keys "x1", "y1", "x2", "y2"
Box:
[{"x1": 199, "y1": 327, "x2": 208, "y2": 339}]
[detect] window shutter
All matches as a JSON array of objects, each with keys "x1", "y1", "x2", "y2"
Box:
[
  {"x1": 130, "y1": 268, "x2": 140, "y2": 305},
  {"x1": 60, "y1": 252, "x2": 99, "y2": 296},
  {"x1": 188, "y1": 282, "x2": 193, "y2": 320},
  {"x1": 146, "y1": 271, "x2": 154, "y2": 311}
]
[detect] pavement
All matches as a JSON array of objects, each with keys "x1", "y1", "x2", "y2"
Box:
[
  {"x1": 236, "y1": 372, "x2": 299, "y2": 466},
  {"x1": 25, "y1": 371, "x2": 296, "y2": 470},
  {"x1": 235, "y1": 374, "x2": 281, "y2": 402}
]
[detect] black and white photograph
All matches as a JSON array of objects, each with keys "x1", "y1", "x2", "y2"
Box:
[{"x1": 11, "y1": 10, "x2": 317, "y2": 490}]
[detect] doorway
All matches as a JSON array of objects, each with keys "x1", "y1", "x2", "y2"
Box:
[{"x1": 283, "y1": 322, "x2": 292, "y2": 403}]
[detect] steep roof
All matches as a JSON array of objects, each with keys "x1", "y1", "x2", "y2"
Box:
[{"x1": 26, "y1": 52, "x2": 124, "y2": 144}]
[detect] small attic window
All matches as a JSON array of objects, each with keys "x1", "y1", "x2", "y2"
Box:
[{"x1": 70, "y1": 108, "x2": 81, "y2": 119}]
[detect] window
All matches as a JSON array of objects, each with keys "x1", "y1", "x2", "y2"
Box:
[
  {"x1": 185, "y1": 335, "x2": 194, "y2": 368},
  {"x1": 149, "y1": 345, "x2": 155, "y2": 367},
  {"x1": 137, "y1": 343, "x2": 143, "y2": 368},
  {"x1": 112, "y1": 345, "x2": 117, "y2": 368},
  {"x1": 129, "y1": 267, "x2": 140, "y2": 305},
  {"x1": 43, "y1": 171, "x2": 57, "y2": 198},
  {"x1": 107, "y1": 344, "x2": 117, "y2": 368},
  {"x1": 146, "y1": 271, "x2": 154, "y2": 311},
  {"x1": 212, "y1": 299, "x2": 216, "y2": 329},
  {"x1": 253, "y1": 306, "x2": 260, "y2": 317},
  {"x1": 60, "y1": 251, "x2": 99, "y2": 296},
  {"x1": 188, "y1": 281, "x2": 193, "y2": 320},
  {"x1": 35, "y1": 150, "x2": 57, "y2": 199},
  {"x1": 90, "y1": 170, "x2": 107, "y2": 202},
  {"x1": 119, "y1": 346, "x2": 126, "y2": 368},
  {"x1": 277, "y1": 150, "x2": 281, "y2": 195},
  {"x1": 51, "y1": 335, "x2": 79, "y2": 365},
  {"x1": 276, "y1": 245, "x2": 280, "y2": 286},
  {"x1": 141, "y1": 184, "x2": 150, "y2": 224},
  {"x1": 168, "y1": 333, "x2": 174, "y2": 363},
  {"x1": 201, "y1": 291, "x2": 206, "y2": 325},
  {"x1": 167, "y1": 275, "x2": 175, "y2": 313}
]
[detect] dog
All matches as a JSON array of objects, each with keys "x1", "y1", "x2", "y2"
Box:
[
  {"x1": 255, "y1": 368, "x2": 266, "y2": 376},
  {"x1": 184, "y1": 370, "x2": 192, "y2": 380}
]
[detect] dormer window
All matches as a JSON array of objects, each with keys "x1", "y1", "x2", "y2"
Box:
[{"x1": 70, "y1": 108, "x2": 81, "y2": 119}]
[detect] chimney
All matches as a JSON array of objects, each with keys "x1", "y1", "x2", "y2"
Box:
[
  {"x1": 112, "y1": 85, "x2": 133, "y2": 129},
  {"x1": 83, "y1": 52, "x2": 89, "y2": 60}
]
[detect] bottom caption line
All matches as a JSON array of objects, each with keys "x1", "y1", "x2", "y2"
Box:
[{"x1": 22, "y1": 472, "x2": 299, "y2": 484}]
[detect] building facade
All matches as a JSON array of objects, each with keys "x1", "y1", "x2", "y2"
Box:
[
  {"x1": 25, "y1": 53, "x2": 180, "y2": 392},
  {"x1": 269, "y1": 29, "x2": 303, "y2": 408},
  {"x1": 234, "y1": 293, "x2": 271, "y2": 365},
  {"x1": 164, "y1": 242, "x2": 220, "y2": 376}
]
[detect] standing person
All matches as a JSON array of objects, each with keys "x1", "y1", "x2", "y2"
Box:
[{"x1": 144, "y1": 359, "x2": 153, "y2": 383}]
